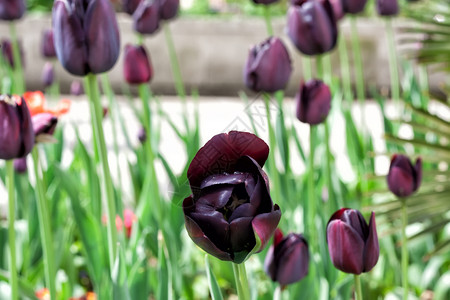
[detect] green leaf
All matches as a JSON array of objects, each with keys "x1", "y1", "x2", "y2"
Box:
[
  {"x1": 112, "y1": 245, "x2": 131, "y2": 300},
  {"x1": 205, "y1": 255, "x2": 224, "y2": 300}
]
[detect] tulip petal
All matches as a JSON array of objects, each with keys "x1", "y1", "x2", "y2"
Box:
[
  {"x1": 196, "y1": 185, "x2": 234, "y2": 211},
  {"x1": 17, "y1": 97, "x2": 34, "y2": 157},
  {"x1": 363, "y1": 212, "x2": 379, "y2": 272},
  {"x1": 387, "y1": 166, "x2": 414, "y2": 197},
  {"x1": 327, "y1": 220, "x2": 365, "y2": 274},
  {"x1": 414, "y1": 157, "x2": 422, "y2": 192},
  {"x1": 200, "y1": 172, "x2": 248, "y2": 189},
  {"x1": 230, "y1": 217, "x2": 255, "y2": 256},
  {"x1": 252, "y1": 206, "x2": 281, "y2": 252},
  {"x1": 275, "y1": 235, "x2": 309, "y2": 285}
]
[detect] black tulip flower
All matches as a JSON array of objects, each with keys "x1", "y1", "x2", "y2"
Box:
[
  {"x1": 70, "y1": 80, "x2": 84, "y2": 96},
  {"x1": 327, "y1": 208, "x2": 379, "y2": 274},
  {"x1": 1, "y1": 39, "x2": 24, "y2": 69},
  {"x1": 287, "y1": 0, "x2": 338, "y2": 56},
  {"x1": 42, "y1": 62, "x2": 55, "y2": 87},
  {"x1": 264, "y1": 229, "x2": 309, "y2": 286},
  {"x1": 158, "y1": 0, "x2": 179, "y2": 20},
  {"x1": 341, "y1": 0, "x2": 368, "y2": 14},
  {"x1": 244, "y1": 37, "x2": 292, "y2": 93},
  {"x1": 296, "y1": 79, "x2": 331, "y2": 125},
  {"x1": 133, "y1": 0, "x2": 160, "y2": 35},
  {"x1": 122, "y1": 0, "x2": 141, "y2": 15},
  {"x1": 183, "y1": 131, "x2": 281, "y2": 263},
  {"x1": 0, "y1": 94, "x2": 34, "y2": 160},
  {"x1": 41, "y1": 29, "x2": 57, "y2": 58},
  {"x1": 52, "y1": 0, "x2": 121, "y2": 76},
  {"x1": 123, "y1": 44, "x2": 153, "y2": 85},
  {"x1": 0, "y1": 0, "x2": 26, "y2": 21},
  {"x1": 376, "y1": 0, "x2": 399, "y2": 16},
  {"x1": 387, "y1": 154, "x2": 422, "y2": 198},
  {"x1": 14, "y1": 156, "x2": 27, "y2": 173}
]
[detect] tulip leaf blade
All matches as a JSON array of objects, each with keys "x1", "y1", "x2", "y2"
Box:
[{"x1": 205, "y1": 255, "x2": 224, "y2": 300}]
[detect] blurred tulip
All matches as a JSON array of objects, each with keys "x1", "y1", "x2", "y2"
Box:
[
  {"x1": 329, "y1": 0, "x2": 345, "y2": 20},
  {"x1": 159, "y1": 0, "x2": 179, "y2": 20},
  {"x1": 42, "y1": 62, "x2": 55, "y2": 87},
  {"x1": 70, "y1": 80, "x2": 84, "y2": 96},
  {"x1": 341, "y1": 0, "x2": 368, "y2": 14},
  {"x1": 138, "y1": 126, "x2": 147, "y2": 143},
  {"x1": 387, "y1": 154, "x2": 422, "y2": 198},
  {"x1": 0, "y1": 0, "x2": 25, "y2": 21},
  {"x1": 264, "y1": 229, "x2": 309, "y2": 286},
  {"x1": 327, "y1": 208, "x2": 379, "y2": 274},
  {"x1": 287, "y1": 0, "x2": 338, "y2": 55},
  {"x1": 23, "y1": 91, "x2": 71, "y2": 117},
  {"x1": 122, "y1": 0, "x2": 141, "y2": 15},
  {"x1": 1, "y1": 38, "x2": 24, "y2": 69},
  {"x1": 32, "y1": 113, "x2": 58, "y2": 138},
  {"x1": 52, "y1": 0, "x2": 120, "y2": 76},
  {"x1": 69, "y1": 292, "x2": 97, "y2": 300},
  {"x1": 244, "y1": 37, "x2": 292, "y2": 93},
  {"x1": 35, "y1": 288, "x2": 50, "y2": 300},
  {"x1": 41, "y1": 29, "x2": 56, "y2": 58},
  {"x1": 296, "y1": 79, "x2": 331, "y2": 125},
  {"x1": 133, "y1": 0, "x2": 160, "y2": 35},
  {"x1": 0, "y1": 94, "x2": 34, "y2": 160},
  {"x1": 183, "y1": 131, "x2": 281, "y2": 263},
  {"x1": 376, "y1": 0, "x2": 399, "y2": 16},
  {"x1": 123, "y1": 44, "x2": 153, "y2": 84},
  {"x1": 14, "y1": 156, "x2": 27, "y2": 173},
  {"x1": 123, "y1": 209, "x2": 137, "y2": 238}
]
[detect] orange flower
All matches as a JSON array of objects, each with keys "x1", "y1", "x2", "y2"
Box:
[
  {"x1": 23, "y1": 91, "x2": 71, "y2": 117},
  {"x1": 69, "y1": 292, "x2": 97, "y2": 300},
  {"x1": 35, "y1": 288, "x2": 50, "y2": 300},
  {"x1": 101, "y1": 209, "x2": 137, "y2": 238}
]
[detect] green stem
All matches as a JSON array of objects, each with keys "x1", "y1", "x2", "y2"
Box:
[
  {"x1": 274, "y1": 285, "x2": 282, "y2": 300},
  {"x1": 136, "y1": 33, "x2": 144, "y2": 46},
  {"x1": 163, "y1": 23, "x2": 186, "y2": 99},
  {"x1": 232, "y1": 263, "x2": 250, "y2": 300},
  {"x1": 354, "y1": 274, "x2": 363, "y2": 300},
  {"x1": 401, "y1": 199, "x2": 409, "y2": 300},
  {"x1": 9, "y1": 22, "x2": 25, "y2": 94},
  {"x1": 84, "y1": 73, "x2": 117, "y2": 271},
  {"x1": 316, "y1": 55, "x2": 323, "y2": 80},
  {"x1": 338, "y1": 34, "x2": 353, "y2": 102},
  {"x1": 302, "y1": 56, "x2": 312, "y2": 81},
  {"x1": 31, "y1": 148, "x2": 56, "y2": 300},
  {"x1": 263, "y1": 6, "x2": 273, "y2": 36},
  {"x1": 6, "y1": 160, "x2": 18, "y2": 300},
  {"x1": 385, "y1": 19, "x2": 400, "y2": 103},
  {"x1": 324, "y1": 122, "x2": 335, "y2": 215},
  {"x1": 308, "y1": 126, "x2": 316, "y2": 241}
]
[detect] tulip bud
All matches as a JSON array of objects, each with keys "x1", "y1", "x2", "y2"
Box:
[
  {"x1": 122, "y1": 0, "x2": 141, "y2": 15},
  {"x1": 138, "y1": 126, "x2": 147, "y2": 143},
  {"x1": 70, "y1": 80, "x2": 84, "y2": 96},
  {"x1": 159, "y1": 0, "x2": 179, "y2": 20},
  {"x1": 123, "y1": 209, "x2": 137, "y2": 238},
  {"x1": 264, "y1": 229, "x2": 309, "y2": 286},
  {"x1": 0, "y1": 95, "x2": 34, "y2": 160},
  {"x1": 14, "y1": 157, "x2": 27, "y2": 173},
  {"x1": 0, "y1": 0, "x2": 26, "y2": 21},
  {"x1": 133, "y1": 0, "x2": 160, "y2": 35},
  {"x1": 387, "y1": 154, "x2": 422, "y2": 198},
  {"x1": 41, "y1": 29, "x2": 57, "y2": 58},
  {"x1": 327, "y1": 208, "x2": 379, "y2": 274},
  {"x1": 52, "y1": 0, "x2": 121, "y2": 76},
  {"x1": 244, "y1": 37, "x2": 292, "y2": 93},
  {"x1": 376, "y1": 0, "x2": 399, "y2": 16},
  {"x1": 287, "y1": 0, "x2": 338, "y2": 56},
  {"x1": 1, "y1": 39, "x2": 25, "y2": 69},
  {"x1": 123, "y1": 44, "x2": 153, "y2": 85},
  {"x1": 42, "y1": 62, "x2": 55, "y2": 87},
  {"x1": 295, "y1": 79, "x2": 331, "y2": 125},
  {"x1": 341, "y1": 0, "x2": 368, "y2": 14}
]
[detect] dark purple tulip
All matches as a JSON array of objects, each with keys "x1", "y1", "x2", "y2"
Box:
[
  {"x1": 123, "y1": 44, "x2": 153, "y2": 85},
  {"x1": 41, "y1": 29, "x2": 57, "y2": 58},
  {"x1": 341, "y1": 0, "x2": 368, "y2": 14},
  {"x1": 376, "y1": 0, "x2": 399, "y2": 16},
  {"x1": 183, "y1": 131, "x2": 281, "y2": 263},
  {"x1": 0, "y1": 0, "x2": 26, "y2": 21},
  {"x1": 133, "y1": 0, "x2": 160, "y2": 35},
  {"x1": 1, "y1": 39, "x2": 24, "y2": 69},
  {"x1": 42, "y1": 62, "x2": 55, "y2": 87},
  {"x1": 0, "y1": 95, "x2": 34, "y2": 160},
  {"x1": 329, "y1": 0, "x2": 345, "y2": 20},
  {"x1": 122, "y1": 0, "x2": 141, "y2": 15},
  {"x1": 32, "y1": 113, "x2": 58, "y2": 138},
  {"x1": 287, "y1": 0, "x2": 338, "y2": 56},
  {"x1": 387, "y1": 154, "x2": 422, "y2": 198},
  {"x1": 13, "y1": 156, "x2": 27, "y2": 173},
  {"x1": 52, "y1": 0, "x2": 121, "y2": 76},
  {"x1": 264, "y1": 229, "x2": 309, "y2": 286},
  {"x1": 252, "y1": 0, "x2": 279, "y2": 5},
  {"x1": 327, "y1": 208, "x2": 379, "y2": 274},
  {"x1": 138, "y1": 126, "x2": 146, "y2": 143},
  {"x1": 296, "y1": 79, "x2": 331, "y2": 125},
  {"x1": 158, "y1": 0, "x2": 179, "y2": 20},
  {"x1": 70, "y1": 80, "x2": 84, "y2": 96},
  {"x1": 244, "y1": 37, "x2": 292, "y2": 93}
]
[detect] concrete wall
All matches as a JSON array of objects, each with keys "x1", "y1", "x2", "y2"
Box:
[{"x1": 0, "y1": 14, "x2": 442, "y2": 96}]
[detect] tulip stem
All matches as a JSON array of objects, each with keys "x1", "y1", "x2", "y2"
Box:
[
  {"x1": 385, "y1": 19, "x2": 400, "y2": 104},
  {"x1": 324, "y1": 121, "x2": 335, "y2": 215},
  {"x1": 163, "y1": 23, "x2": 186, "y2": 99},
  {"x1": 274, "y1": 285, "x2": 282, "y2": 300},
  {"x1": 6, "y1": 160, "x2": 18, "y2": 300},
  {"x1": 401, "y1": 199, "x2": 409, "y2": 300},
  {"x1": 31, "y1": 148, "x2": 57, "y2": 300},
  {"x1": 263, "y1": 6, "x2": 274, "y2": 36},
  {"x1": 9, "y1": 22, "x2": 25, "y2": 94},
  {"x1": 232, "y1": 263, "x2": 250, "y2": 300},
  {"x1": 308, "y1": 126, "x2": 316, "y2": 241},
  {"x1": 316, "y1": 55, "x2": 323, "y2": 80},
  {"x1": 84, "y1": 73, "x2": 117, "y2": 272},
  {"x1": 354, "y1": 274, "x2": 363, "y2": 300}
]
